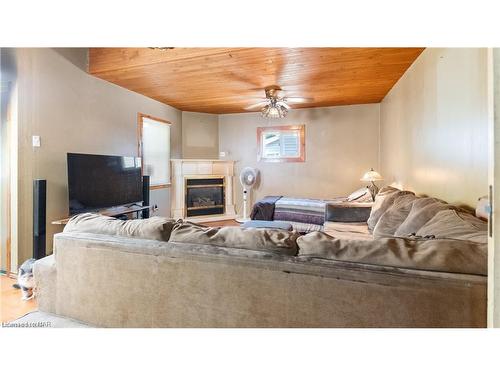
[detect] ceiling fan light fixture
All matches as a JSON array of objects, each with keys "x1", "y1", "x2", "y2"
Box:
[{"x1": 261, "y1": 102, "x2": 288, "y2": 119}]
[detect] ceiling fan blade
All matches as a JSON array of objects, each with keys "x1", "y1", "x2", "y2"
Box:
[
  {"x1": 240, "y1": 95, "x2": 268, "y2": 103},
  {"x1": 244, "y1": 101, "x2": 268, "y2": 110},
  {"x1": 285, "y1": 97, "x2": 313, "y2": 103},
  {"x1": 276, "y1": 101, "x2": 291, "y2": 109}
]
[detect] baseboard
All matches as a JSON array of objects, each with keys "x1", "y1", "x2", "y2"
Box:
[{"x1": 0, "y1": 270, "x2": 17, "y2": 279}]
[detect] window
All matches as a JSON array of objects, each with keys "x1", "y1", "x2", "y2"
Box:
[
  {"x1": 138, "y1": 114, "x2": 171, "y2": 188},
  {"x1": 257, "y1": 125, "x2": 305, "y2": 162}
]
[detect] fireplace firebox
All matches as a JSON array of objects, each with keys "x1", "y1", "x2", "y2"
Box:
[{"x1": 185, "y1": 178, "x2": 225, "y2": 217}]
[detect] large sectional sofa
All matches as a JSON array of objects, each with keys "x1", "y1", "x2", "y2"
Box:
[{"x1": 34, "y1": 186, "x2": 488, "y2": 328}]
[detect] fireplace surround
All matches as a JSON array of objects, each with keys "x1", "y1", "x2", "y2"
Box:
[{"x1": 171, "y1": 159, "x2": 236, "y2": 222}]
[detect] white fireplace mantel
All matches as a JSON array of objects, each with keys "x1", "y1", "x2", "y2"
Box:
[{"x1": 170, "y1": 159, "x2": 237, "y2": 222}]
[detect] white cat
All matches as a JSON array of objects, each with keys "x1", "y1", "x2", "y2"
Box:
[{"x1": 13, "y1": 258, "x2": 36, "y2": 300}]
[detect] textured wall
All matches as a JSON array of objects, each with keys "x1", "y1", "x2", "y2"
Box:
[
  {"x1": 380, "y1": 48, "x2": 488, "y2": 207},
  {"x1": 181, "y1": 111, "x2": 219, "y2": 159},
  {"x1": 218, "y1": 104, "x2": 381, "y2": 215},
  {"x1": 13, "y1": 48, "x2": 182, "y2": 266}
]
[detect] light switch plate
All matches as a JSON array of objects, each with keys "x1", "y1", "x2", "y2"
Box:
[
  {"x1": 219, "y1": 151, "x2": 227, "y2": 158},
  {"x1": 32, "y1": 135, "x2": 41, "y2": 147}
]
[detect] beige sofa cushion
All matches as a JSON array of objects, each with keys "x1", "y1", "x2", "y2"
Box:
[
  {"x1": 323, "y1": 222, "x2": 373, "y2": 241},
  {"x1": 170, "y1": 221, "x2": 299, "y2": 256},
  {"x1": 367, "y1": 186, "x2": 414, "y2": 231},
  {"x1": 297, "y1": 231, "x2": 487, "y2": 275},
  {"x1": 373, "y1": 194, "x2": 419, "y2": 238},
  {"x1": 416, "y1": 209, "x2": 487, "y2": 243},
  {"x1": 393, "y1": 198, "x2": 453, "y2": 237},
  {"x1": 64, "y1": 213, "x2": 177, "y2": 241}
]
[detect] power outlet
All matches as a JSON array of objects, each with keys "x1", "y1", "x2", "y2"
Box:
[{"x1": 32, "y1": 135, "x2": 41, "y2": 148}]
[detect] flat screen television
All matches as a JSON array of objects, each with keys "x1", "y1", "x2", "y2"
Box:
[{"x1": 67, "y1": 153, "x2": 143, "y2": 214}]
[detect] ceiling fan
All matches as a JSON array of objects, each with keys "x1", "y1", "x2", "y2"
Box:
[{"x1": 244, "y1": 86, "x2": 312, "y2": 118}]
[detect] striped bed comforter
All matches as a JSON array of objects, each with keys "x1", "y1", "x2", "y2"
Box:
[{"x1": 273, "y1": 197, "x2": 327, "y2": 226}]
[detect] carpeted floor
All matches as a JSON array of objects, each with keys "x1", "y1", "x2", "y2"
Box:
[{"x1": 4, "y1": 311, "x2": 92, "y2": 328}]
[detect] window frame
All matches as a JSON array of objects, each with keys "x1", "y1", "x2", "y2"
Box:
[
  {"x1": 257, "y1": 124, "x2": 306, "y2": 163},
  {"x1": 137, "y1": 113, "x2": 172, "y2": 189}
]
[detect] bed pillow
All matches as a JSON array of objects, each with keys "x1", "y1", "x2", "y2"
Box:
[
  {"x1": 416, "y1": 209, "x2": 487, "y2": 243},
  {"x1": 169, "y1": 221, "x2": 299, "y2": 256},
  {"x1": 64, "y1": 213, "x2": 178, "y2": 241},
  {"x1": 347, "y1": 187, "x2": 370, "y2": 202},
  {"x1": 393, "y1": 198, "x2": 456, "y2": 237},
  {"x1": 297, "y1": 231, "x2": 487, "y2": 275},
  {"x1": 373, "y1": 194, "x2": 419, "y2": 238},
  {"x1": 366, "y1": 186, "x2": 413, "y2": 232}
]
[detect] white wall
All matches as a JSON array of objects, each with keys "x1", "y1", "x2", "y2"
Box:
[
  {"x1": 218, "y1": 104, "x2": 380, "y2": 215},
  {"x1": 380, "y1": 48, "x2": 488, "y2": 207},
  {"x1": 12, "y1": 48, "x2": 182, "y2": 267},
  {"x1": 181, "y1": 111, "x2": 219, "y2": 159}
]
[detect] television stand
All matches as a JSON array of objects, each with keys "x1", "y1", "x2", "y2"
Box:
[{"x1": 51, "y1": 205, "x2": 152, "y2": 225}]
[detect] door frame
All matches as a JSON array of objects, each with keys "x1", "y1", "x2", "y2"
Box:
[
  {"x1": 0, "y1": 81, "x2": 12, "y2": 277},
  {"x1": 488, "y1": 48, "x2": 499, "y2": 327}
]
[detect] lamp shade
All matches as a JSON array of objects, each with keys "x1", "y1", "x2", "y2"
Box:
[{"x1": 360, "y1": 168, "x2": 383, "y2": 182}]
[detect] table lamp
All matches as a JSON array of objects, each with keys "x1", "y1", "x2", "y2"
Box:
[{"x1": 361, "y1": 168, "x2": 383, "y2": 201}]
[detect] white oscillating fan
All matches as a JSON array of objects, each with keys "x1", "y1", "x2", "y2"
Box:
[{"x1": 236, "y1": 167, "x2": 259, "y2": 223}]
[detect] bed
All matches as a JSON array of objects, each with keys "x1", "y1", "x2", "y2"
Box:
[{"x1": 250, "y1": 196, "x2": 346, "y2": 232}]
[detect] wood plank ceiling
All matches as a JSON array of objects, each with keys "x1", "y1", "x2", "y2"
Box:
[{"x1": 89, "y1": 48, "x2": 424, "y2": 114}]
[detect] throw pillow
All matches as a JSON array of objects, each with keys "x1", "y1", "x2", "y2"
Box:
[
  {"x1": 169, "y1": 221, "x2": 299, "y2": 256},
  {"x1": 373, "y1": 194, "x2": 419, "y2": 238},
  {"x1": 347, "y1": 187, "x2": 369, "y2": 202},
  {"x1": 297, "y1": 231, "x2": 487, "y2": 275},
  {"x1": 393, "y1": 198, "x2": 456, "y2": 237},
  {"x1": 415, "y1": 209, "x2": 487, "y2": 243},
  {"x1": 64, "y1": 213, "x2": 178, "y2": 241},
  {"x1": 366, "y1": 186, "x2": 414, "y2": 232},
  {"x1": 475, "y1": 196, "x2": 489, "y2": 220}
]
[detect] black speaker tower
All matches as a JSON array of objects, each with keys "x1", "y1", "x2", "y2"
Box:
[
  {"x1": 33, "y1": 179, "x2": 46, "y2": 259},
  {"x1": 142, "y1": 175, "x2": 150, "y2": 219}
]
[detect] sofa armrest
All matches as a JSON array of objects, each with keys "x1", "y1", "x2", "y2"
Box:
[{"x1": 34, "y1": 255, "x2": 57, "y2": 314}]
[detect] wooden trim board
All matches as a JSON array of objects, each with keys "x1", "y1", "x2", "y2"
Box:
[
  {"x1": 137, "y1": 113, "x2": 172, "y2": 189},
  {"x1": 257, "y1": 124, "x2": 306, "y2": 163}
]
